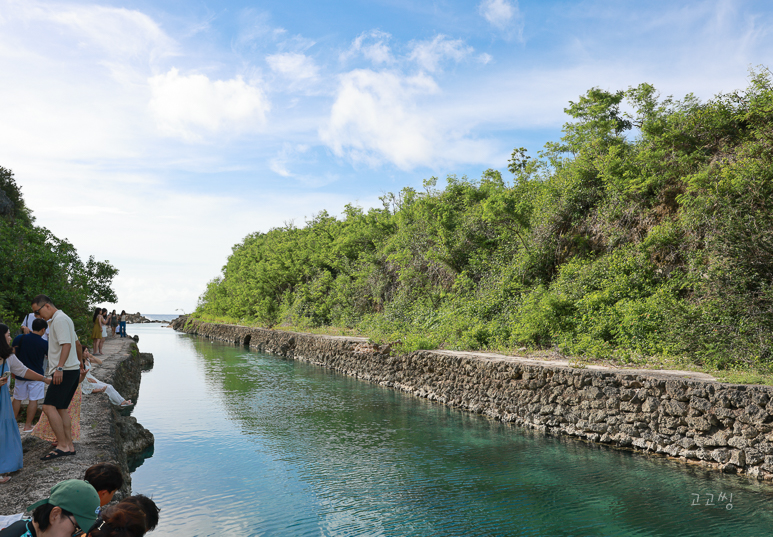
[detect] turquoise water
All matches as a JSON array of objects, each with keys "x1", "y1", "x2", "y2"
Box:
[{"x1": 129, "y1": 325, "x2": 773, "y2": 536}]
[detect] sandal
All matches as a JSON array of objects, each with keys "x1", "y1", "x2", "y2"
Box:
[
  {"x1": 0, "y1": 476, "x2": 10, "y2": 484},
  {"x1": 41, "y1": 449, "x2": 69, "y2": 461}
]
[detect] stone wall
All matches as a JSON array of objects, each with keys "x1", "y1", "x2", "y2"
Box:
[{"x1": 171, "y1": 316, "x2": 773, "y2": 481}]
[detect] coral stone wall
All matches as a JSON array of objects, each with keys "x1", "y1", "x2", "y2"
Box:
[{"x1": 171, "y1": 317, "x2": 773, "y2": 481}]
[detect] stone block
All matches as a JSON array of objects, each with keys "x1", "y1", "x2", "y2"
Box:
[
  {"x1": 620, "y1": 401, "x2": 641, "y2": 413},
  {"x1": 711, "y1": 449, "x2": 731, "y2": 464},
  {"x1": 662, "y1": 399, "x2": 688, "y2": 417},
  {"x1": 686, "y1": 416, "x2": 712, "y2": 432},
  {"x1": 728, "y1": 436, "x2": 748, "y2": 449},
  {"x1": 745, "y1": 449, "x2": 764, "y2": 466},
  {"x1": 689, "y1": 396, "x2": 711, "y2": 414},
  {"x1": 642, "y1": 397, "x2": 660, "y2": 412},
  {"x1": 665, "y1": 380, "x2": 690, "y2": 402}
]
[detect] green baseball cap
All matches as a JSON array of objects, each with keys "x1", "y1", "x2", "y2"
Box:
[{"x1": 28, "y1": 479, "x2": 100, "y2": 531}]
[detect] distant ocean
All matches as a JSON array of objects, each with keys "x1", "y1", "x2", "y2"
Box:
[{"x1": 143, "y1": 314, "x2": 180, "y2": 322}]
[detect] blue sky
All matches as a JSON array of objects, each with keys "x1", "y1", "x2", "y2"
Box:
[{"x1": 1, "y1": 0, "x2": 771, "y2": 313}]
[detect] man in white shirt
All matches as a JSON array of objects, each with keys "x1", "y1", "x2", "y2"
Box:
[
  {"x1": 30, "y1": 294, "x2": 82, "y2": 460},
  {"x1": 20, "y1": 310, "x2": 48, "y2": 341}
]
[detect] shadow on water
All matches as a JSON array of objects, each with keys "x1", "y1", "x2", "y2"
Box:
[{"x1": 128, "y1": 445, "x2": 155, "y2": 473}]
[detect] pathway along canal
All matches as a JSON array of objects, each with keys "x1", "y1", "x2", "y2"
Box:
[{"x1": 130, "y1": 324, "x2": 772, "y2": 536}]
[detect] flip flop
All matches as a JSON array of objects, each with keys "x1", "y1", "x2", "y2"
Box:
[
  {"x1": 0, "y1": 476, "x2": 10, "y2": 484},
  {"x1": 119, "y1": 401, "x2": 133, "y2": 407},
  {"x1": 65, "y1": 450, "x2": 77, "y2": 456},
  {"x1": 22, "y1": 428, "x2": 34, "y2": 433},
  {"x1": 41, "y1": 449, "x2": 69, "y2": 461}
]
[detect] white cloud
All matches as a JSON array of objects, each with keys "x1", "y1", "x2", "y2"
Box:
[
  {"x1": 148, "y1": 68, "x2": 270, "y2": 140},
  {"x1": 269, "y1": 143, "x2": 309, "y2": 177},
  {"x1": 320, "y1": 69, "x2": 496, "y2": 170},
  {"x1": 408, "y1": 35, "x2": 474, "y2": 72},
  {"x1": 341, "y1": 30, "x2": 394, "y2": 65},
  {"x1": 266, "y1": 52, "x2": 319, "y2": 82},
  {"x1": 478, "y1": 53, "x2": 493, "y2": 65},
  {"x1": 44, "y1": 5, "x2": 177, "y2": 64},
  {"x1": 479, "y1": 0, "x2": 524, "y2": 40}
]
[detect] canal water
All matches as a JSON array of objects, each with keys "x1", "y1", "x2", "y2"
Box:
[{"x1": 129, "y1": 324, "x2": 773, "y2": 536}]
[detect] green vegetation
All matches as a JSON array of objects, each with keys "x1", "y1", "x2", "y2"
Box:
[
  {"x1": 0, "y1": 167, "x2": 118, "y2": 341},
  {"x1": 195, "y1": 71, "x2": 773, "y2": 379}
]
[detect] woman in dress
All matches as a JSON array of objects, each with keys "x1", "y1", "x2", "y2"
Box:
[
  {"x1": 91, "y1": 308, "x2": 104, "y2": 355},
  {"x1": 110, "y1": 309, "x2": 118, "y2": 337},
  {"x1": 0, "y1": 323, "x2": 51, "y2": 484}
]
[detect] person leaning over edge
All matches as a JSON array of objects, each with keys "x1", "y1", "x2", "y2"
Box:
[
  {"x1": 116, "y1": 495, "x2": 160, "y2": 532},
  {"x1": 0, "y1": 479, "x2": 100, "y2": 537},
  {"x1": 30, "y1": 295, "x2": 81, "y2": 460},
  {"x1": 11, "y1": 318, "x2": 48, "y2": 433},
  {"x1": 83, "y1": 463, "x2": 124, "y2": 513}
]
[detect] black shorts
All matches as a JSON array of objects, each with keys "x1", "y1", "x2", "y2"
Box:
[{"x1": 43, "y1": 370, "x2": 80, "y2": 409}]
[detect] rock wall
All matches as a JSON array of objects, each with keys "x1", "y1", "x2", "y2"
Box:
[{"x1": 171, "y1": 316, "x2": 773, "y2": 481}]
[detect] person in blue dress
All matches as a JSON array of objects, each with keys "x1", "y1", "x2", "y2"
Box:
[{"x1": 0, "y1": 323, "x2": 51, "y2": 484}]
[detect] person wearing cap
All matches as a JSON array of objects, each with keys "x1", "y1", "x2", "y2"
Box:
[{"x1": 0, "y1": 479, "x2": 99, "y2": 537}]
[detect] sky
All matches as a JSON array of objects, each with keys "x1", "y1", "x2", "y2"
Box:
[{"x1": 1, "y1": 0, "x2": 771, "y2": 314}]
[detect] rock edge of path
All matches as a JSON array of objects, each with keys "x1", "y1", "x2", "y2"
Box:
[{"x1": 1, "y1": 336, "x2": 154, "y2": 513}]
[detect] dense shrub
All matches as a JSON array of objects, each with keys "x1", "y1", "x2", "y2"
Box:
[{"x1": 196, "y1": 71, "x2": 773, "y2": 370}]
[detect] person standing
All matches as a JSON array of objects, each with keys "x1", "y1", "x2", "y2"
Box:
[
  {"x1": 90, "y1": 308, "x2": 104, "y2": 356},
  {"x1": 0, "y1": 323, "x2": 52, "y2": 483},
  {"x1": 11, "y1": 318, "x2": 48, "y2": 432},
  {"x1": 20, "y1": 309, "x2": 48, "y2": 341},
  {"x1": 30, "y1": 294, "x2": 81, "y2": 460},
  {"x1": 119, "y1": 310, "x2": 127, "y2": 339},
  {"x1": 109, "y1": 310, "x2": 118, "y2": 338}
]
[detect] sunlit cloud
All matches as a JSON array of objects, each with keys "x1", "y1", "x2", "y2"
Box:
[
  {"x1": 266, "y1": 52, "x2": 319, "y2": 83},
  {"x1": 148, "y1": 68, "x2": 270, "y2": 141},
  {"x1": 341, "y1": 30, "x2": 394, "y2": 65},
  {"x1": 408, "y1": 35, "x2": 474, "y2": 72},
  {"x1": 478, "y1": 0, "x2": 524, "y2": 41}
]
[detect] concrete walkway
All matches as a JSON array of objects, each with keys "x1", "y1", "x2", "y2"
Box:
[{"x1": 430, "y1": 349, "x2": 718, "y2": 382}]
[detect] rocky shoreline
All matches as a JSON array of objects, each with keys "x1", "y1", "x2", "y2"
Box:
[
  {"x1": 124, "y1": 312, "x2": 170, "y2": 324},
  {"x1": 171, "y1": 315, "x2": 773, "y2": 482},
  {"x1": 1, "y1": 336, "x2": 154, "y2": 514}
]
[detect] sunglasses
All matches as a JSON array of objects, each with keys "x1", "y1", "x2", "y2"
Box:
[{"x1": 66, "y1": 514, "x2": 82, "y2": 536}]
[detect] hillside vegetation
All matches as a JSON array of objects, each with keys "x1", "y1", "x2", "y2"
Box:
[
  {"x1": 196, "y1": 72, "x2": 773, "y2": 375},
  {"x1": 0, "y1": 168, "x2": 118, "y2": 340}
]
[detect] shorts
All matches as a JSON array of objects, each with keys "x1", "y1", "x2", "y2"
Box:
[
  {"x1": 42, "y1": 370, "x2": 80, "y2": 409},
  {"x1": 13, "y1": 379, "x2": 45, "y2": 401}
]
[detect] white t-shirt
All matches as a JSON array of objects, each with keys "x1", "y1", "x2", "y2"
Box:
[
  {"x1": 47, "y1": 309, "x2": 80, "y2": 374},
  {"x1": 6, "y1": 353, "x2": 31, "y2": 378},
  {"x1": 22, "y1": 313, "x2": 48, "y2": 341}
]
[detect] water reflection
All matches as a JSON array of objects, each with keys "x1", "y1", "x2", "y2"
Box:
[{"x1": 130, "y1": 325, "x2": 773, "y2": 536}]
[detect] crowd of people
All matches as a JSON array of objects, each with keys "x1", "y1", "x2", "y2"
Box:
[
  {"x1": 0, "y1": 462, "x2": 160, "y2": 536},
  {"x1": 0, "y1": 296, "x2": 152, "y2": 535}
]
